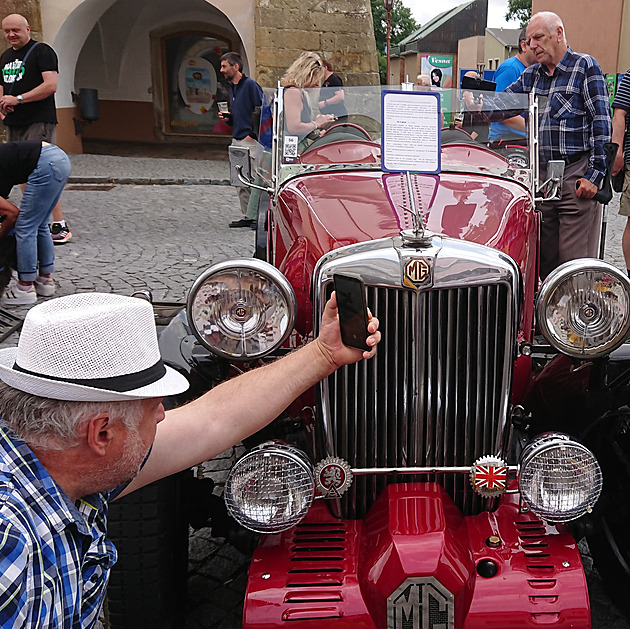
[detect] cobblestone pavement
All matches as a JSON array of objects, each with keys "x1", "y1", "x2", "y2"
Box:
[{"x1": 1, "y1": 152, "x2": 629, "y2": 628}]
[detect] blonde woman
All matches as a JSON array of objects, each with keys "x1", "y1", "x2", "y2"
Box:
[{"x1": 281, "y1": 52, "x2": 337, "y2": 144}]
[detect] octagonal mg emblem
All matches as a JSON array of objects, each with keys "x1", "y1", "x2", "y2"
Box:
[
  {"x1": 404, "y1": 257, "x2": 433, "y2": 287},
  {"x1": 388, "y1": 577, "x2": 454, "y2": 629}
]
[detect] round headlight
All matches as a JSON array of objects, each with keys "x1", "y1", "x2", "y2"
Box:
[
  {"x1": 536, "y1": 259, "x2": 630, "y2": 358},
  {"x1": 518, "y1": 432, "x2": 602, "y2": 522},
  {"x1": 187, "y1": 260, "x2": 297, "y2": 360},
  {"x1": 225, "y1": 442, "x2": 315, "y2": 533}
]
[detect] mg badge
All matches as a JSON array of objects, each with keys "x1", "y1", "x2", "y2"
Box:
[
  {"x1": 405, "y1": 258, "x2": 432, "y2": 286},
  {"x1": 388, "y1": 577, "x2": 454, "y2": 629},
  {"x1": 314, "y1": 457, "x2": 353, "y2": 498}
]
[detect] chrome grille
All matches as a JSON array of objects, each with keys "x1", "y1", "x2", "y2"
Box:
[{"x1": 319, "y1": 276, "x2": 515, "y2": 518}]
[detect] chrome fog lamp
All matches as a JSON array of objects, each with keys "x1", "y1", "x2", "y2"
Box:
[
  {"x1": 536, "y1": 259, "x2": 630, "y2": 358},
  {"x1": 518, "y1": 432, "x2": 602, "y2": 522},
  {"x1": 225, "y1": 442, "x2": 315, "y2": 533},
  {"x1": 187, "y1": 260, "x2": 297, "y2": 360}
]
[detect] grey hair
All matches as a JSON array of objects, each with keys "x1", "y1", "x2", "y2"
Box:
[
  {"x1": 530, "y1": 11, "x2": 567, "y2": 44},
  {"x1": 0, "y1": 381, "x2": 144, "y2": 450}
]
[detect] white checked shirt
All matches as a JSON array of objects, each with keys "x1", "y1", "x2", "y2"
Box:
[{"x1": 0, "y1": 421, "x2": 117, "y2": 628}]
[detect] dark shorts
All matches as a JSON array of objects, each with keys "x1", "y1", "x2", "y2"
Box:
[{"x1": 6, "y1": 122, "x2": 57, "y2": 143}]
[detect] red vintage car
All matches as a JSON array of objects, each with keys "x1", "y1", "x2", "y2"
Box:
[{"x1": 108, "y1": 86, "x2": 630, "y2": 629}]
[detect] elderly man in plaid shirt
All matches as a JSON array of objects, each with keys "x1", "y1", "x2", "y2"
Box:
[
  {"x1": 508, "y1": 11, "x2": 612, "y2": 279},
  {"x1": 465, "y1": 11, "x2": 612, "y2": 279}
]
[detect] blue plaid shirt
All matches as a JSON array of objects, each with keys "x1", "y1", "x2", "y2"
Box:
[
  {"x1": 0, "y1": 422, "x2": 117, "y2": 628},
  {"x1": 505, "y1": 47, "x2": 612, "y2": 185}
]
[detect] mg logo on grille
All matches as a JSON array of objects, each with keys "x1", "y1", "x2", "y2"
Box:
[
  {"x1": 405, "y1": 258, "x2": 432, "y2": 286},
  {"x1": 387, "y1": 577, "x2": 454, "y2": 629}
]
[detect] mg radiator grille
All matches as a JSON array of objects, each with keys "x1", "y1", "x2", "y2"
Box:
[{"x1": 322, "y1": 283, "x2": 513, "y2": 518}]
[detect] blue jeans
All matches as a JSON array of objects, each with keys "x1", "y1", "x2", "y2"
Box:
[{"x1": 15, "y1": 144, "x2": 71, "y2": 282}]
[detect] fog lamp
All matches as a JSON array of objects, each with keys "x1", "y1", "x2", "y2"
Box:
[
  {"x1": 536, "y1": 259, "x2": 630, "y2": 358},
  {"x1": 187, "y1": 260, "x2": 296, "y2": 360},
  {"x1": 518, "y1": 432, "x2": 602, "y2": 522},
  {"x1": 225, "y1": 442, "x2": 315, "y2": 533}
]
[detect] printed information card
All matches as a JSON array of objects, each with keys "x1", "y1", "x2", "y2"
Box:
[{"x1": 381, "y1": 90, "x2": 441, "y2": 174}]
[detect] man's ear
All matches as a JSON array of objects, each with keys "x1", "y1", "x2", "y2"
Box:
[{"x1": 85, "y1": 413, "x2": 117, "y2": 456}]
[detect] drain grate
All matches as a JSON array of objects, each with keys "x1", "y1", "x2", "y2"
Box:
[
  {"x1": 0, "y1": 308, "x2": 23, "y2": 343},
  {"x1": 65, "y1": 184, "x2": 116, "y2": 191}
]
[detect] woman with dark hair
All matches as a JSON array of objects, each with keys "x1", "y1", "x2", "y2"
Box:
[
  {"x1": 430, "y1": 68, "x2": 442, "y2": 87},
  {"x1": 0, "y1": 141, "x2": 71, "y2": 306}
]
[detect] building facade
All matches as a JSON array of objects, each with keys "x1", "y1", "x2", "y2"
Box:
[{"x1": 0, "y1": 0, "x2": 378, "y2": 153}]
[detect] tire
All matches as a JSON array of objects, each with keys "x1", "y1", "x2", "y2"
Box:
[
  {"x1": 584, "y1": 410, "x2": 630, "y2": 618},
  {"x1": 106, "y1": 470, "x2": 191, "y2": 629}
]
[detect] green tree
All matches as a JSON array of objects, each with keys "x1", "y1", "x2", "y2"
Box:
[
  {"x1": 371, "y1": 0, "x2": 419, "y2": 84},
  {"x1": 505, "y1": 0, "x2": 532, "y2": 27}
]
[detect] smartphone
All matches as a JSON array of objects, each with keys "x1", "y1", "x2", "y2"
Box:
[{"x1": 333, "y1": 273, "x2": 370, "y2": 352}]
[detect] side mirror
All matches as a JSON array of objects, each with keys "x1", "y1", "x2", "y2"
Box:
[
  {"x1": 536, "y1": 160, "x2": 565, "y2": 202},
  {"x1": 229, "y1": 145, "x2": 252, "y2": 186}
]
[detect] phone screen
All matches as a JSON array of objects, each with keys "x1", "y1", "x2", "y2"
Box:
[{"x1": 333, "y1": 274, "x2": 369, "y2": 352}]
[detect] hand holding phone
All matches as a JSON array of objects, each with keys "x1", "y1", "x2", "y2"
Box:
[{"x1": 334, "y1": 274, "x2": 370, "y2": 352}]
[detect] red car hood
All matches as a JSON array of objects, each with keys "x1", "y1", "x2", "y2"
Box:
[{"x1": 274, "y1": 169, "x2": 536, "y2": 270}]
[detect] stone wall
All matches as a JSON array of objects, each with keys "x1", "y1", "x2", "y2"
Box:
[
  {"x1": 0, "y1": 0, "x2": 42, "y2": 40},
  {"x1": 255, "y1": 0, "x2": 379, "y2": 87}
]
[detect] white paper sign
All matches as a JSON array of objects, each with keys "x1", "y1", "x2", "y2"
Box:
[{"x1": 381, "y1": 91, "x2": 441, "y2": 174}]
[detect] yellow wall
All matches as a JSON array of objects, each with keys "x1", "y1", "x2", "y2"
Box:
[{"x1": 531, "y1": 0, "x2": 623, "y2": 74}]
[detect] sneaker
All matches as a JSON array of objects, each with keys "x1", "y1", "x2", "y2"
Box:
[
  {"x1": 50, "y1": 222, "x2": 72, "y2": 244},
  {"x1": 35, "y1": 277, "x2": 56, "y2": 297},
  {"x1": 229, "y1": 218, "x2": 255, "y2": 228},
  {"x1": 1, "y1": 282, "x2": 37, "y2": 306}
]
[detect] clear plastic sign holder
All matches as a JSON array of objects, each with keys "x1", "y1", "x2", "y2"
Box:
[{"x1": 381, "y1": 90, "x2": 441, "y2": 175}]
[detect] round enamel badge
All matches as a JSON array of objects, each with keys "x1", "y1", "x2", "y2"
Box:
[
  {"x1": 314, "y1": 457, "x2": 353, "y2": 498},
  {"x1": 471, "y1": 455, "x2": 508, "y2": 498}
]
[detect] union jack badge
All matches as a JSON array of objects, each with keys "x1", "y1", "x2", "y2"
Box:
[
  {"x1": 471, "y1": 456, "x2": 508, "y2": 498},
  {"x1": 314, "y1": 457, "x2": 353, "y2": 498}
]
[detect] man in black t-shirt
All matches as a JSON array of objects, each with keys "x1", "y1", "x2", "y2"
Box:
[
  {"x1": 0, "y1": 14, "x2": 71, "y2": 244},
  {"x1": 317, "y1": 60, "x2": 347, "y2": 121}
]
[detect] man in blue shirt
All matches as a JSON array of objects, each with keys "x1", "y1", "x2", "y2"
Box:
[
  {"x1": 219, "y1": 52, "x2": 263, "y2": 228},
  {"x1": 488, "y1": 28, "x2": 536, "y2": 143},
  {"x1": 0, "y1": 292, "x2": 380, "y2": 628}
]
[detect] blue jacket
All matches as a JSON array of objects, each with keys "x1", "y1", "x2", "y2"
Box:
[{"x1": 228, "y1": 75, "x2": 263, "y2": 140}]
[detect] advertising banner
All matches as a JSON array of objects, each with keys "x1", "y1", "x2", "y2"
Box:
[{"x1": 421, "y1": 55, "x2": 453, "y2": 125}]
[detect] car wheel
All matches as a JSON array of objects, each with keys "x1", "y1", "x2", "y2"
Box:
[
  {"x1": 106, "y1": 470, "x2": 191, "y2": 629},
  {"x1": 583, "y1": 410, "x2": 630, "y2": 618}
]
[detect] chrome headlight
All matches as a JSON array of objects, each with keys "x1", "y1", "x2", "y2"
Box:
[
  {"x1": 518, "y1": 432, "x2": 602, "y2": 522},
  {"x1": 225, "y1": 442, "x2": 315, "y2": 533},
  {"x1": 536, "y1": 259, "x2": 630, "y2": 358},
  {"x1": 187, "y1": 260, "x2": 297, "y2": 360}
]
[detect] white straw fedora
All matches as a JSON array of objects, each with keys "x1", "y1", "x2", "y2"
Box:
[{"x1": 0, "y1": 293, "x2": 189, "y2": 401}]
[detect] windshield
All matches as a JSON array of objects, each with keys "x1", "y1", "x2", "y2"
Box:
[{"x1": 252, "y1": 86, "x2": 532, "y2": 189}]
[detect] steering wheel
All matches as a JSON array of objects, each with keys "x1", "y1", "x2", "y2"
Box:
[
  {"x1": 303, "y1": 122, "x2": 374, "y2": 153},
  {"x1": 440, "y1": 127, "x2": 477, "y2": 145}
]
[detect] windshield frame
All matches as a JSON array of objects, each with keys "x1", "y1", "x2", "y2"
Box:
[{"x1": 255, "y1": 85, "x2": 536, "y2": 196}]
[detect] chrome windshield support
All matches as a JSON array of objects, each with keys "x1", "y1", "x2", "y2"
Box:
[{"x1": 529, "y1": 92, "x2": 538, "y2": 203}]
